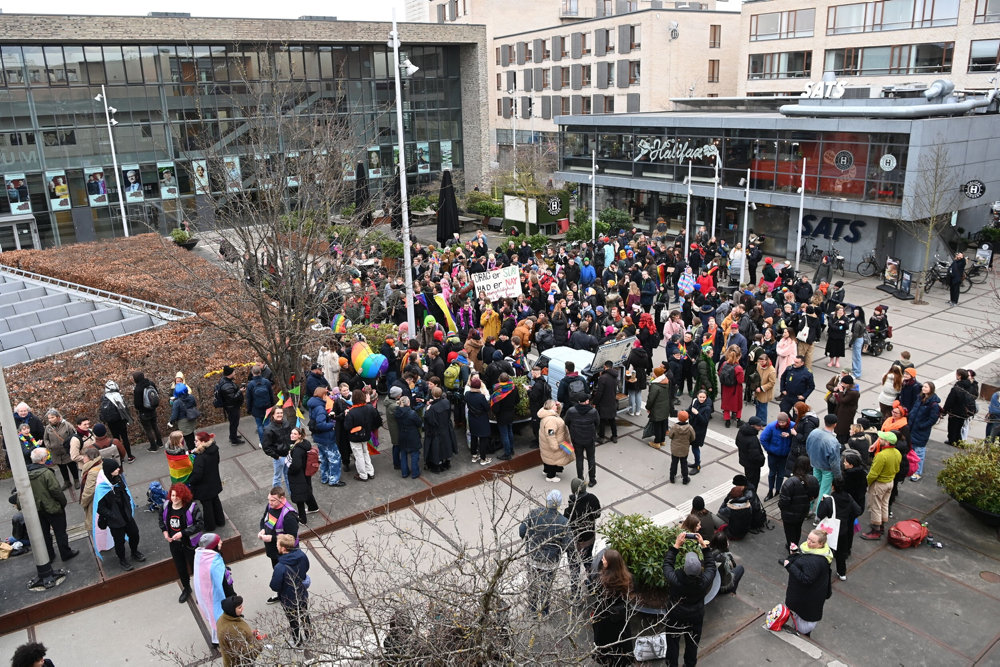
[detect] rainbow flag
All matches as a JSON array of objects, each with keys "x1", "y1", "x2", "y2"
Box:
[
  {"x1": 657, "y1": 264, "x2": 667, "y2": 285},
  {"x1": 331, "y1": 314, "x2": 348, "y2": 333},
  {"x1": 166, "y1": 450, "x2": 193, "y2": 486},
  {"x1": 433, "y1": 294, "x2": 458, "y2": 335}
]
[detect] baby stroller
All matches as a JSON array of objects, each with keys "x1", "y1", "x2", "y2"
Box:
[{"x1": 864, "y1": 305, "x2": 893, "y2": 357}]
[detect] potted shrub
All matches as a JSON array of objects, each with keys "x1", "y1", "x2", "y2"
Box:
[
  {"x1": 170, "y1": 227, "x2": 199, "y2": 251},
  {"x1": 938, "y1": 439, "x2": 1000, "y2": 528}
]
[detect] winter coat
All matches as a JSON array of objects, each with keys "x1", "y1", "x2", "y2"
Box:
[
  {"x1": 786, "y1": 413, "x2": 819, "y2": 476},
  {"x1": 79, "y1": 457, "x2": 103, "y2": 529},
  {"x1": 306, "y1": 396, "x2": 335, "y2": 447},
  {"x1": 817, "y1": 490, "x2": 862, "y2": 549},
  {"x1": 564, "y1": 489, "x2": 602, "y2": 543},
  {"x1": 781, "y1": 366, "x2": 815, "y2": 402},
  {"x1": 344, "y1": 404, "x2": 382, "y2": 442},
  {"x1": 944, "y1": 379, "x2": 977, "y2": 419},
  {"x1": 286, "y1": 439, "x2": 313, "y2": 503},
  {"x1": 528, "y1": 378, "x2": 552, "y2": 419},
  {"x1": 668, "y1": 422, "x2": 696, "y2": 457},
  {"x1": 519, "y1": 506, "x2": 571, "y2": 565},
  {"x1": 384, "y1": 397, "x2": 401, "y2": 445},
  {"x1": 464, "y1": 337, "x2": 485, "y2": 373},
  {"x1": 269, "y1": 547, "x2": 310, "y2": 607},
  {"x1": 394, "y1": 406, "x2": 424, "y2": 452},
  {"x1": 538, "y1": 407, "x2": 574, "y2": 467},
  {"x1": 550, "y1": 311, "x2": 568, "y2": 345},
  {"x1": 261, "y1": 419, "x2": 293, "y2": 460},
  {"x1": 778, "y1": 473, "x2": 820, "y2": 522},
  {"x1": 784, "y1": 550, "x2": 833, "y2": 622},
  {"x1": 718, "y1": 362, "x2": 745, "y2": 414},
  {"x1": 754, "y1": 361, "x2": 777, "y2": 403},
  {"x1": 14, "y1": 411, "x2": 44, "y2": 442},
  {"x1": 736, "y1": 423, "x2": 766, "y2": 468},
  {"x1": 760, "y1": 419, "x2": 796, "y2": 457},
  {"x1": 305, "y1": 372, "x2": 331, "y2": 401},
  {"x1": 688, "y1": 397, "x2": 713, "y2": 447},
  {"x1": 565, "y1": 404, "x2": 600, "y2": 447},
  {"x1": 645, "y1": 378, "x2": 672, "y2": 423},
  {"x1": 424, "y1": 397, "x2": 457, "y2": 463},
  {"x1": 662, "y1": 545, "x2": 717, "y2": 620},
  {"x1": 877, "y1": 377, "x2": 901, "y2": 407},
  {"x1": 133, "y1": 376, "x2": 159, "y2": 421},
  {"x1": 897, "y1": 378, "x2": 921, "y2": 413},
  {"x1": 96, "y1": 469, "x2": 135, "y2": 529},
  {"x1": 842, "y1": 466, "x2": 867, "y2": 512},
  {"x1": 833, "y1": 389, "x2": 860, "y2": 441},
  {"x1": 170, "y1": 393, "x2": 199, "y2": 436},
  {"x1": 491, "y1": 387, "x2": 518, "y2": 425},
  {"x1": 217, "y1": 612, "x2": 262, "y2": 667},
  {"x1": 626, "y1": 348, "x2": 652, "y2": 391},
  {"x1": 592, "y1": 369, "x2": 619, "y2": 420},
  {"x1": 908, "y1": 394, "x2": 941, "y2": 447},
  {"x1": 188, "y1": 442, "x2": 224, "y2": 501},
  {"x1": 99, "y1": 393, "x2": 133, "y2": 426},
  {"x1": 43, "y1": 419, "x2": 75, "y2": 466},
  {"x1": 245, "y1": 376, "x2": 275, "y2": 420},
  {"x1": 465, "y1": 391, "x2": 492, "y2": 439},
  {"x1": 27, "y1": 463, "x2": 67, "y2": 515}
]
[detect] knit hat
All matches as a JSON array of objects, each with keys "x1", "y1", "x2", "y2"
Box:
[
  {"x1": 834, "y1": 281, "x2": 844, "y2": 288},
  {"x1": 434, "y1": 331, "x2": 444, "y2": 342},
  {"x1": 764, "y1": 257, "x2": 773, "y2": 264},
  {"x1": 223, "y1": 365, "x2": 235, "y2": 376},
  {"x1": 493, "y1": 350, "x2": 504, "y2": 361},
  {"x1": 545, "y1": 489, "x2": 563, "y2": 508},
  {"x1": 841, "y1": 374, "x2": 855, "y2": 385},
  {"x1": 877, "y1": 431, "x2": 898, "y2": 444},
  {"x1": 221, "y1": 595, "x2": 243, "y2": 617},
  {"x1": 198, "y1": 532, "x2": 221, "y2": 550},
  {"x1": 683, "y1": 552, "x2": 703, "y2": 576},
  {"x1": 748, "y1": 416, "x2": 763, "y2": 426},
  {"x1": 571, "y1": 478, "x2": 587, "y2": 495},
  {"x1": 677, "y1": 410, "x2": 689, "y2": 422},
  {"x1": 730, "y1": 322, "x2": 739, "y2": 329},
  {"x1": 93, "y1": 423, "x2": 108, "y2": 437},
  {"x1": 904, "y1": 368, "x2": 917, "y2": 378},
  {"x1": 389, "y1": 386, "x2": 403, "y2": 399},
  {"x1": 310, "y1": 362, "x2": 322, "y2": 370},
  {"x1": 173, "y1": 383, "x2": 189, "y2": 397},
  {"x1": 824, "y1": 414, "x2": 838, "y2": 426},
  {"x1": 447, "y1": 352, "x2": 459, "y2": 364},
  {"x1": 733, "y1": 474, "x2": 748, "y2": 486},
  {"x1": 653, "y1": 366, "x2": 666, "y2": 378}
]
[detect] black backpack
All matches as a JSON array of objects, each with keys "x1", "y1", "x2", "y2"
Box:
[
  {"x1": 250, "y1": 379, "x2": 271, "y2": 410},
  {"x1": 566, "y1": 375, "x2": 587, "y2": 400},
  {"x1": 213, "y1": 379, "x2": 226, "y2": 408},
  {"x1": 142, "y1": 384, "x2": 160, "y2": 410},
  {"x1": 720, "y1": 363, "x2": 737, "y2": 387}
]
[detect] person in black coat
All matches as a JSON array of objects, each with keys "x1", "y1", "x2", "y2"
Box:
[
  {"x1": 395, "y1": 398, "x2": 425, "y2": 478},
  {"x1": 781, "y1": 529, "x2": 834, "y2": 636},
  {"x1": 564, "y1": 478, "x2": 602, "y2": 597},
  {"x1": 286, "y1": 428, "x2": 318, "y2": 522},
  {"x1": 96, "y1": 459, "x2": 145, "y2": 571},
  {"x1": 424, "y1": 387, "x2": 457, "y2": 472},
  {"x1": 735, "y1": 417, "x2": 766, "y2": 494},
  {"x1": 188, "y1": 432, "x2": 226, "y2": 531},
  {"x1": 566, "y1": 399, "x2": 601, "y2": 486},
  {"x1": 662, "y1": 532, "x2": 717, "y2": 667},
  {"x1": 465, "y1": 379, "x2": 493, "y2": 465},
  {"x1": 527, "y1": 367, "x2": 552, "y2": 443},
  {"x1": 816, "y1": 478, "x2": 862, "y2": 581},
  {"x1": 778, "y1": 456, "x2": 820, "y2": 550},
  {"x1": 688, "y1": 391, "x2": 713, "y2": 474},
  {"x1": 593, "y1": 362, "x2": 619, "y2": 443},
  {"x1": 132, "y1": 371, "x2": 163, "y2": 451}
]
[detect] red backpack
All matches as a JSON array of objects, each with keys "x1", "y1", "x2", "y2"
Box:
[
  {"x1": 305, "y1": 446, "x2": 320, "y2": 477},
  {"x1": 888, "y1": 519, "x2": 928, "y2": 548}
]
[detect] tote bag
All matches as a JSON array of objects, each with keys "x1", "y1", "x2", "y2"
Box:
[{"x1": 816, "y1": 495, "x2": 841, "y2": 550}]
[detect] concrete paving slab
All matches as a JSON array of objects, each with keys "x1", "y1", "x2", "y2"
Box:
[
  {"x1": 596, "y1": 439, "x2": 670, "y2": 490},
  {"x1": 702, "y1": 624, "x2": 827, "y2": 666},
  {"x1": 0, "y1": 629, "x2": 29, "y2": 660},
  {"x1": 905, "y1": 539, "x2": 1000, "y2": 599},
  {"x1": 609, "y1": 491, "x2": 673, "y2": 518},
  {"x1": 925, "y1": 499, "x2": 1000, "y2": 558},
  {"x1": 415, "y1": 484, "x2": 523, "y2": 548}
]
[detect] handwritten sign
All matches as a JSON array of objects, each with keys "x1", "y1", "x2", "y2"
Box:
[{"x1": 473, "y1": 265, "x2": 523, "y2": 301}]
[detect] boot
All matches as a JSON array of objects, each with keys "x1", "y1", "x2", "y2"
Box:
[
  {"x1": 119, "y1": 558, "x2": 134, "y2": 571},
  {"x1": 73, "y1": 479, "x2": 81, "y2": 490},
  {"x1": 648, "y1": 441, "x2": 662, "y2": 449},
  {"x1": 61, "y1": 480, "x2": 72, "y2": 491},
  {"x1": 860, "y1": 524, "x2": 883, "y2": 541}
]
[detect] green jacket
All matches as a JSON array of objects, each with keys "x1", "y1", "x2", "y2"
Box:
[
  {"x1": 645, "y1": 379, "x2": 672, "y2": 422},
  {"x1": 867, "y1": 446, "x2": 901, "y2": 485},
  {"x1": 27, "y1": 463, "x2": 67, "y2": 515}
]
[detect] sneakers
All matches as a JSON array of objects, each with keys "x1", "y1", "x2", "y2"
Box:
[
  {"x1": 471, "y1": 455, "x2": 480, "y2": 463},
  {"x1": 910, "y1": 474, "x2": 922, "y2": 482},
  {"x1": 126, "y1": 456, "x2": 136, "y2": 463},
  {"x1": 480, "y1": 457, "x2": 493, "y2": 466},
  {"x1": 547, "y1": 476, "x2": 562, "y2": 483},
  {"x1": 682, "y1": 478, "x2": 690, "y2": 485},
  {"x1": 132, "y1": 551, "x2": 146, "y2": 562},
  {"x1": 266, "y1": 596, "x2": 280, "y2": 605},
  {"x1": 689, "y1": 466, "x2": 701, "y2": 476},
  {"x1": 837, "y1": 574, "x2": 847, "y2": 581}
]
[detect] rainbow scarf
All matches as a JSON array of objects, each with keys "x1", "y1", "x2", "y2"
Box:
[
  {"x1": 166, "y1": 449, "x2": 194, "y2": 486},
  {"x1": 331, "y1": 314, "x2": 348, "y2": 333},
  {"x1": 433, "y1": 294, "x2": 458, "y2": 334},
  {"x1": 490, "y1": 380, "x2": 516, "y2": 406},
  {"x1": 511, "y1": 348, "x2": 526, "y2": 371}
]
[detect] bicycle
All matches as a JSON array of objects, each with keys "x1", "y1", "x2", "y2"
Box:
[
  {"x1": 828, "y1": 245, "x2": 846, "y2": 277},
  {"x1": 856, "y1": 251, "x2": 881, "y2": 278},
  {"x1": 924, "y1": 258, "x2": 972, "y2": 294},
  {"x1": 800, "y1": 239, "x2": 824, "y2": 264},
  {"x1": 966, "y1": 257, "x2": 990, "y2": 285}
]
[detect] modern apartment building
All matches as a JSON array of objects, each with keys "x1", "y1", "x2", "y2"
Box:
[
  {"x1": 0, "y1": 13, "x2": 488, "y2": 248},
  {"x1": 739, "y1": 0, "x2": 1000, "y2": 97}
]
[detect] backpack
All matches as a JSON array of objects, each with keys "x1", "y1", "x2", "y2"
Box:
[
  {"x1": 764, "y1": 603, "x2": 791, "y2": 632},
  {"x1": 905, "y1": 448, "x2": 920, "y2": 476},
  {"x1": 305, "y1": 446, "x2": 320, "y2": 477},
  {"x1": 566, "y1": 375, "x2": 587, "y2": 400},
  {"x1": 720, "y1": 362, "x2": 737, "y2": 387},
  {"x1": 888, "y1": 519, "x2": 928, "y2": 548},
  {"x1": 146, "y1": 481, "x2": 167, "y2": 513},
  {"x1": 250, "y1": 379, "x2": 271, "y2": 410},
  {"x1": 443, "y1": 362, "x2": 462, "y2": 390},
  {"x1": 213, "y1": 379, "x2": 225, "y2": 408},
  {"x1": 142, "y1": 384, "x2": 160, "y2": 410}
]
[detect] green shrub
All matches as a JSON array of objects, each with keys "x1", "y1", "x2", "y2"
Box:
[
  {"x1": 340, "y1": 202, "x2": 356, "y2": 218},
  {"x1": 346, "y1": 322, "x2": 398, "y2": 352},
  {"x1": 598, "y1": 207, "x2": 633, "y2": 232},
  {"x1": 938, "y1": 439, "x2": 1000, "y2": 513},
  {"x1": 410, "y1": 195, "x2": 431, "y2": 212},
  {"x1": 465, "y1": 190, "x2": 491, "y2": 210},
  {"x1": 329, "y1": 224, "x2": 360, "y2": 247},
  {"x1": 524, "y1": 233, "x2": 549, "y2": 250},
  {"x1": 566, "y1": 218, "x2": 610, "y2": 243},
  {"x1": 977, "y1": 227, "x2": 1000, "y2": 244},
  {"x1": 601, "y1": 514, "x2": 703, "y2": 591},
  {"x1": 170, "y1": 228, "x2": 192, "y2": 243},
  {"x1": 472, "y1": 200, "x2": 504, "y2": 218}
]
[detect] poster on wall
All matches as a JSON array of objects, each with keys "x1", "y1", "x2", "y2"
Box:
[
  {"x1": 416, "y1": 142, "x2": 430, "y2": 174},
  {"x1": 192, "y1": 160, "x2": 210, "y2": 195},
  {"x1": 342, "y1": 150, "x2": 355, "y2": 182},
  {"x1": 157, "y1": 162, "x2": 178, "y2": 199},
  {"x1": 45, "y1": 170, "x2": 70, "y2": 211},
  {"x1": 122, "y1": 164, "x2": 144, "y2": 203},
  {"x1": 4, "y1": 173, "x2": 31, "y2": 214},
  {"x1": 440, "y1": 140, "x2": 453, "y2": 171},
  {"x1": 84, "y1": 166, "x2": 108, "y2": 207},
  {"x1": 367, "y1": 146, "x2": 382, "y2": 179},
  {"x1": 256, "y1": 154, "x2": 275, "y2": 189},
  {"x1": 286, "y1": 151, "x2": 300, "y2": 188},
  {"x1": 224, "y1": 156, "x2": 242, "y2": 192}
]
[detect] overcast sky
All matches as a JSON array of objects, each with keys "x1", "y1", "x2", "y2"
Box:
[{"x1": 2, "y1": 0, "x2": 406, "y2": 21}]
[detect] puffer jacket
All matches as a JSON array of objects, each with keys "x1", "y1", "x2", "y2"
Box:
[
  {"x1": 778, "y1": 473, "x2": 819, "y2": 522},
  {"x1": 908, "y1": 394, "x2": 941, "y2": 447},
  {"x1": 538, "y1": 407, "x2": 573, "y2": 467},
  {"x1": 668, "y1": 422, "x2": 696, "y2": 457}
]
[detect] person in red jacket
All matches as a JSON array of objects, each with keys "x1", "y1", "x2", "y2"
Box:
[{"x1": 719, "y1": 345, "x2": 746, "y2": 427}]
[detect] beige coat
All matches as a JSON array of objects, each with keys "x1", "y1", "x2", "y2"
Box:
[
  {"x1": 537, "y1": 407, "x2": 574, "y2": 467},
  {"x1": 79, "y1": 457, "x2": 103, "y2": 530},
  {"x1": 756, "y1": 361, "x2": 777, "y2": 404},
  {"x1": 668, "y1": 422, "x2": 696, "y2": 458},
  {"x1": 42, "y1": 419, "x2": 75, "y2": 465}
]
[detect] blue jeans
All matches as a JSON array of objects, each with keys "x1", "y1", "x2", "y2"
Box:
[
  {"x1": 498, "y1": 423, "x2": 514, "y2": 457},
  {"x1": 913, "y1": 445, "x2": 926, "y2": 475},
  {"x1": 987, "y1": 419, "x2": 1000, "y2": 440},
  {"x1": 812, "y1": 468, "x2": 833, "y2": 513},
  {"x1": 392, "y1": 445, "x2": 402, "y2": 469},
  {"x1": 628, "y1": 390, "x2": 642, "y2": 413},
  {"x1": 316, "y1": 441, "x2": 342, "y2": 484},
  {"x1": 690, "y1": 445, "x2": 701, "y2": 469},
  {"x1": 254, "y1": 416, "x2": 266, "y2": 446},
  {"x1": 755, "y1": 400, "x2": 768, "y2": 424},
  {"x1": 767, "y1": 453, "x2": 787, "y2": 496},
  {"x1": 400, "y1": 449, "x2": 421, "y2": 478},
  {"x1": 851, "y1": 338, "x2": 864, "y2": 379},
  {"x1": 272, "y1": 457, "x2": 289, "y2": 490}
]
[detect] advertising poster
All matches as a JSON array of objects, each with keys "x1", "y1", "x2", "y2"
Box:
[
  {"x1": 342, "y1": 150, "x2": 355, "y2": 182},
  {"x1": 368, "y1": 146, "x2": 382, "y2": 179},
  {"x1": 45, "y1": 170, "x2": 70, "y2": 211},
  {"x1": 473, "y1": 265, "x2": 523, "y2": 301},
  {"x1": 256, "y1": 154, "x2": 275, "y2": 190},
  {"x1": 4, "y1": 173, "x2": 31, "y2": 214},
  {"x1": 84, "y1": 166, "x2": 109, "y2": 207},
  {"x1": 192, "y1": 160, "x2": 210, "y2": 195},
  {"x1": 122, "y1": 164, "x2": 144, "y2": 203},
  {"x1": 286, "y1": 151, "x2": 300, "y2": 188},
  {"x1": 224, "y1": 156, "x2": 242, "y2": 192},
  {"x1": 440, "y1": 140, "x2": 453, "y2": 171},
  {"x1": 884, "y1": 256, "x2": 900, "y2": 285},
  {"x1": 157, "y1": 162, "x2": 178, "y2": 199},
  {"x1": 416, "y1": 142, "x2": 430, "y2": 174}
]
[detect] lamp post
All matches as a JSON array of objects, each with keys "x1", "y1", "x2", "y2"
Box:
[
  {"x1": 795, "y1": 157, "x2": 806, "y2": 272},
  {"x1": 591, "y1": 149, "x2": 597, "y2": 242},
  {"x1": 389, "y1": 9, "x2": 417, "y2": 335},
  {"x1": 740, "y1": 167, "x2": 752, "y2": 286},
  {"x1": 711, "y1": 152, "x2": 721, "y2": 241},
  {"x1": 94, "y1": 85, "x2": 129, "y2": 238},
  {"x1": 508, "y1": 89, "x2": 517, "y2": 184},
  {"x1": 684, "y1": 160, "x2": 692, "y2": 261}
]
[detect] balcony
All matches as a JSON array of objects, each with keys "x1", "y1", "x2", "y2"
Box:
[{"x1": 560, "y1": 3, "x2": 596, "y2": 19}]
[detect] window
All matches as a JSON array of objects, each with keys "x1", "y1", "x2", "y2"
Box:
[
  {"x1": 561, "y1": 96, "x2": 571, "y2": 114},
  {"x1": 630, "y1": 25, "x2": 641, "y2": 49},
  {"x1": 496, "y1": 47, "x2": 501, "y2": 65},
  {"x1": 562, "y1": 0, "x2": 579, "y2": 16},
  {"x1": 827, "y1": 0, "x2": 960, "y2": 35},
  {"x1": 602, "y1": 0, "x2": 612, "y2": 15},
  {"x1": 969, "y1": 39, "x2": 1000, "y2": 71},
  {"x1": 603, "y1": 96, "x2": 615, "y2": 113},
  {"x1": 581, "y1": 96, "x2": 592, "y2": 114},
  {"x1": 629, "y1": 61, "x2": 641, "y2": 84},
  {"x1": 581, "y1": 33, "x2": 590, "y2": 55},
  {"x1": 708, "y1": 59, "x2": 720, "y2": 83},
  {"x1": 562, "y1": 37, "x2": 570, "y2": 58},
  {"x1": 825, "y1": 42, "x2": 953, "y2": 75},
  {"x1": 709, "y1": 25, "x2": 722, "y2": 48},
  {"x1": 497, "y1": 72, "x2": 501, "y2": 89},
  {"x1": 748, "y1": 51, "x2": 812, "y2": 79},
  {"x1": 581, "y1": 64, "x2": 591, "y2": 86},
  {"x1": 976, "y1": 0, "x2": 1000, "y2": 23},
  {"x1": 560, "y1": 66, "x2": 570, "y2": 85},
  {"x1": 542, "y1": 69, "x2": 551, "y2": 89},
  {"x1": 525, "y1": 43, "x2": 533, "y2": 61},
  {"x1": 750, "y1": 8, "x2": 815, "y2": 40},
  {"x1": 543, "y1": 39, "x2": 551, "y2": 60}
]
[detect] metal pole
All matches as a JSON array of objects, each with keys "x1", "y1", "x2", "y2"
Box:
[
  {"x1": 390, "y1": 10, "x2": 416, "y2": 335},
  {"x1": 100, "y1": 85, "x2": 129, "y2": 238},
  {"x1": 0, "y1": 368, "x2": 67, "y2": 590},
  {"x1": 511, "y1": 95, "x2": 517, "y2": 184},
  {"x1": 711, "y1": 153, "x2": 720, "y2": 241},
  {"x1": 740, "y1": 167, "x2": 750, "y2": 286},
  {"x1": 591, "y1": 149, "x2": 597, "y2": 243},
  {"x1": 684, "y1": 160, "x2": 692, "y2": 261},
  {"x1": 796, "y1": 157, "x2": 806, "y2": 273}
]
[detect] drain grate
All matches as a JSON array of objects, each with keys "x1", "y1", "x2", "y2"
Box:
[{"x1": 980, "y1": 571, "x2": 1000, "y2": 583}]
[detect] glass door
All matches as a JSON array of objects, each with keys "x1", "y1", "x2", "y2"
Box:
[{"x1": 0, "y1": 224, "x2": 16, "y2": 252}]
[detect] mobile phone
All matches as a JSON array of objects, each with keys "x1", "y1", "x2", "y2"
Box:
[{"x1": 685, "y1": 533, "x2": 699, "y2": 540}]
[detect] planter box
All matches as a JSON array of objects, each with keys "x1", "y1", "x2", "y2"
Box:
[
  {"x1": 958, "y1": 501, "x2": 1000, "y2": 528},
  {"x1": 175, "y1": 238, "x2": 199, "y2": 251}
]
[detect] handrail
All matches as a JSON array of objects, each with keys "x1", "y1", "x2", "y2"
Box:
[{"x1": 0, "y1": 265, "x2": 196, "y2": 321}]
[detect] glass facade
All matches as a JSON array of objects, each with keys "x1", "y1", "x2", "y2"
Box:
[{"x1": 0, "y1": 42, "x2": 465, "y2": 246}]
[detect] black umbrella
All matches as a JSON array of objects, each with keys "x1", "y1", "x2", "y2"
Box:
[
  {"x1": 436, "y1": 170, "x2": 460, "y2": 246},
  {"x1": 354, "y1": 162, "x2": 372, "y2": 228},
  {"x1": 389, "y1": 167, "x2": 403, "y2": 239}
]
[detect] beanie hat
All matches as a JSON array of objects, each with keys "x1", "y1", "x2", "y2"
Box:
[
  {"x1": 747, "y1": 416, "x2": 763, "y2": 426},
  {"x1": 571, "y1": 478, "x2": 587, "y2": 495},
  {"x1": 733, "y1": 474, "x2": 748, "y2": 486},
  {"x1": 841, "y1": 374, "x2": 855, "y2": 385},
  {"x1": 447, "y1": 352, "x2": 458, "y2": 364},
  {"x1": 493, "y1": 350, "x2": 504, "y2": 361},
  {"x1": 339, "y1": 357, "x2": 349, "y2": 368},
  {"x1": 683, "y1": 552, "x2": 703, "y2": 576},
  {"x1": 904, "y1": 367, "x2": 917, "y2": 378},
  {"x1": 221, "y1": 595, "x2": 243, "y2": 617},
  {"x1": 310, "y1": 362, "x2": 322, "y2": 370},
  {"x1": 198, "y1": 533, "x2": 221, "y2": 550},
  {"x1": 389, "y1": 386, "x2": 403, "y2": 399},
  {"x1": 677, "y1": 410, "x2": 689, "y2": 422},
  {"x1": 545, "y1": 489, "x2": 563, "y2": 508},
  {"x1": 223, "y1": 365, "x2": 234, "y2": 376},
  {"x1": 93, "y1": 423, "x2": 108, "y2": 437},
  {"x1": 434, "y1": 331, "x2": 444, "y2": 342},
  {"x1": 877, "y1": 431, "x2": 898, "y2": 444},
  {"x1": 653, "y1": 366, "x2": 666, "y2": 378}
]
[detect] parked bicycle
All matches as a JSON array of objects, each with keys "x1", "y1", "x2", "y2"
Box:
[
  {"x1": 856, "y1": 250, "x2": 882, "y2": 278},
  {"x1": 965, "y1": 256, "x2": 990, "y2": 285},
  {"x1": 924, "y1": 255, "x2": 972, "y2": 294},
  {"x1": 801, "y1": 239, "x2": 824, "y2": 264},
  {"x1": 828, "y1": 245, "x2": 846, "y2": 277}
]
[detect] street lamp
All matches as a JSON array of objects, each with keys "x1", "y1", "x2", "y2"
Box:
[
  {"x1": 738, "y1": 169, "x2": 756, "y2": 286},
  {"x1": 711, "y1": 152, "x2": 722, "y2": 241},
  {"x1": 795, "y1": 157, "x2": 806, "y2": 272},
  {"x1": 683, "y1": 160, "x2": 692, "y2": 261},
  {"x1": 590, "y1": 149, "x2": 597, "y2": 242},
  {"x1": 389, "y1": 9, "x2": 418, "y2": 335},
  {"x1": 94, "y1": 86, "x2": 129, "y2": 238}
]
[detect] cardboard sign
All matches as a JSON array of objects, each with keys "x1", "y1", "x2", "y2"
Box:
[{"x1": 473, "y1": 265, "x2": 523, "y2": 301}]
